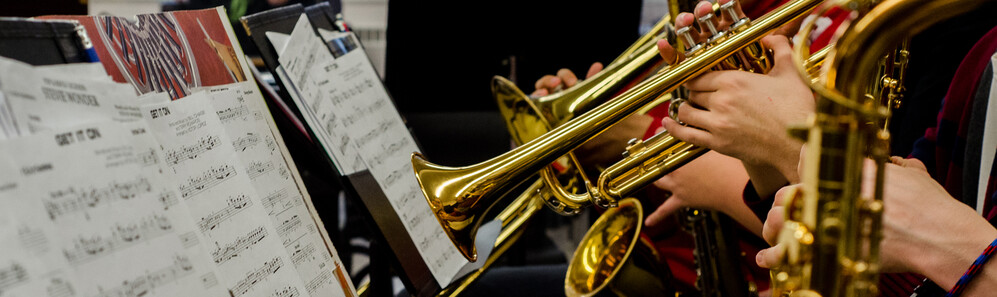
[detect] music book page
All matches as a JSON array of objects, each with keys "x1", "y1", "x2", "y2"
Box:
[
  {"x1": 196, "y1": 82, "x2": 349, "y2": 297},
  {"x1": 141, "y1": 93, "x2": 314, "y2": 297},
  {"x1": 0, "y1": 120, "x2": 228, "y2": 297},
  {"x1": 278, "y1": 16, "x2": 468, "y2": 286},
  {"x1": 273, "y1": 20, "x2": 366, "y2": 175}
]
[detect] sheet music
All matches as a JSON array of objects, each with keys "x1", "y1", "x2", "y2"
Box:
[
  {"x1": 274, "y1": 16, "x2": 366, "y2": 175},
  {"x1": 196, "y1": 82, "x2": 346, "y2": 297},
  {"x1": 0, "y1": 121, "x2": 227, "y2": 297},
  {"x1": 141, "y1": 93, "x2": 312, "y2": 297},
  {"x1": 0, "y1": 57, "x2": 141, "y2": 137},
  {"x1": 277, "y1": 16, "x2": 468, "y2": 285}
]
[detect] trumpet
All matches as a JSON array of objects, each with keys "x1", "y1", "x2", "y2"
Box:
[
  {"x1": 412, "y1": 0, "x2": 825, "y2": 262},
  {"x1": 770, "y1": 0, "x2": 990, "y2": 295}
]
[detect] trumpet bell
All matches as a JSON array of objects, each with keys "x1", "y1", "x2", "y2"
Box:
[{"x1": 565, "y1": 198, "x2": 673, "y2": 297}]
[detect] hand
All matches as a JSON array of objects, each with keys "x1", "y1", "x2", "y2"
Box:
[
  {"x1": 645, "y1": 151, "x2": 763, "y2": 235},
  {"x1": 661, "y1": 34, "x2": 814, "y2": 182},
  {"x1": 530, "y1": 62, "x2": 603, "y2": 97},
  {"x1": 756, "y1": 157, "x2": 997, "y2": 292}
]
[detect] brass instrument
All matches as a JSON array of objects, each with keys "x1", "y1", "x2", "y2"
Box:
[
  {"x1": 564, "y1": 198, "x2": 674, "y2": 297},
  {"x1": 413, "y1": 0, "x2": 825, "y2": 262},
  {"x1": 493, "y1": 14, "x2": 674, "y2": 215},
  {"x1": 770, "y1": 0, "x2": 990, "y2": 295}
]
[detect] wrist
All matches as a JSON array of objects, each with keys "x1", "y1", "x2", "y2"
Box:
[{"x1": 907, "y1": 215, "x2": 997, "y2": 290}]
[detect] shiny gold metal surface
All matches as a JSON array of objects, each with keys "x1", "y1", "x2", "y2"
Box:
[
  {"x1": 770, "y1": 0, "x2": 991, "y2": 295},
  {"x1": 414, "y1": 0, "x2": 825, "y2": 261},
  {"x1": 564, "y1": 198, "x2": 672, "y2": 297}
]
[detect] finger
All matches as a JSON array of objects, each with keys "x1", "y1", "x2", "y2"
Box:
[
  {"x1": 674, "y1": 99, "x2": 715, "y2": 131},
  {"x1": 534, "y1": 75, "x2": 561, "y2": 92},
  {"x1": 889, "y1": 156, "x2": 928, "y2": 171},
  {"x1": 530, "y1": 89, "x2": 548, "y2": 97},
  {"x1": 657, "y1": 39, "x2": 683, "y2": 65},
  {"x1": 761, "y1": 35, "x2": 795, "y2": 76},
  {"x1": 684, "y1": 71, "x2": 730, "y2": 92},
  {"x1": 557, "y1": 68, "x2": 579, "y2": 88},
  {"x1": 645, "y1": 197, "x2": 684, "y2": 227},
  {"x1": 675, "y1": 12, "x2": 704, "y2": 45},
  {"x1": 661, "y1": 117, "x2": 715, "y2": 148},
  {"x1": 762, "y1": 206, "x2": 784, "y2": 244},
  {"x1": 773, "y1": 184, "x2": 799, "y2": 207},
  {"x1": 756, "y1": 244, "x2": 785, "y2": 268},
  {"x1": 586, "y1": 62, "x2": 603, "y2": 79},
  {"x1": 694, "y1": 1, "x2": 720, "y2": 39}
]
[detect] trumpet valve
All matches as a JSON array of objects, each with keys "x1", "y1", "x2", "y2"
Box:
[
  {"x1": 676, "y1": 26, "x2": 703, "y2": 54},
  {"x1": 697, "y1": 13, "x2": 725, "y2": 43},
  {"x1": 721, "y1": 0, "x2": 751, "y2": 31},
  {"x1": 622, "y1": 138, "x2": 645, "y2": 158}
]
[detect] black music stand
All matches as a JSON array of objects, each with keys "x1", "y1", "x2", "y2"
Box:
[{"x1": 240, "y1": 6, "x2": 442, "y2": 297}]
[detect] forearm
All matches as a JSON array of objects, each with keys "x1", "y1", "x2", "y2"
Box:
[
  {"x1": 742, "y1": 161, "x2": 789, "y2": 199},
  {"x1": 905, "y1": 211, "x2": 997, "y2": 292}
]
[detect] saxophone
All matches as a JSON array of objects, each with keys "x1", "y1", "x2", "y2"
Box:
[{"x1": 771, "y1": 0, "x2": 992, "y2": 295}]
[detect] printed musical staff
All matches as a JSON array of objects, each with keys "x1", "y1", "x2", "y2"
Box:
[
  {"x1": 382, "y1": 163, "x2": 412, "y2": 188},
  {"x1": 0, "y1": 262, "x2": 28, "y2": 292},
  {"x1": 289, "y1": 241, "x2": 316, "y2": 266},
  {"x1": 327, "y1": 78, "x2": 375, "y2": 106},
  {"x1": 261, "y1": 187, "x2": 301, "y2": 216},
  {"x1": 91, "y1": 255, "x2": 196, "y2": 297},
  {"x1": 273, "y1": 286, "x2": 300, "y2": 297},
  {"x1": 277, "y1": 215, "x2": 302, "y2": 242},
  {"x1": 211, "y1": 226, "x2": 267, "y2": 264},
  {"x1": 353, "y1": 119, "x2": 396, "y2": 148},
  {"x1": 178, "y1": 164, "x2": 237, "y2": 199},
  {"x1": 158, "y1": 190, "x2": 179, "y2": 211},
  {"x1": 45, "y1": 177, "x2": 153, "y2": 221},
  {"x1": 341, "y1": 97, "x2": 387, "y2": 128},
  {"x1": 164, "y1": 135, "x2": 221, "y2": 165},
  {"x1": 197, "y1": 194, "x2": 252, "y2": 232},
  {"x1": 216, "y1": 106, "x2": 249, "y2": 123},
  {"x1": 138, "y1": 148, "x2": 159, "y2": 167},
  {"x1": 233, "y1": 133, "x2": 260, "y2": 152},
  {"x1": 304, "y1": 270, "x2": 333, "y2": 295},
  {"x1": 265, "y1": 136, "x2": 277, "y2": 153},
  {"x1": 369, "y1": 137, "x2": 409, "y2": 167},
  {"x1": 230, "y1": 257, "x2": 283, "y2": 297},
  {"x1": 247, "y1": 161, "x2": 276, "y2": 180},
  {"x1": 63, "y1": 214, "x2": 174, "y2": 266}
]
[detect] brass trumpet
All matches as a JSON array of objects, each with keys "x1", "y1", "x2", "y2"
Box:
[
  {"x1": 413, "y1": 0, "x2": 825, "y2": 262},
  {"x1": 564, "y1": 198, "x2": 673, "y2": 297}
]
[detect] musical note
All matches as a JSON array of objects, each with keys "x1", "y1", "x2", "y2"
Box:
[
  {"x1": 341, "y1": 97, "x2": 387, "y2": 127},
  {"x1": 197, "y1": 194, "x2": 252, "y2": 232},
  {"x1": 289, "y1": 241, "x2": 317, "y2": 266},
  {"x1": 233, "y1": 133, "x2": 260, "y2": 152},
  {"x1": 45, "y1": 177, "x2": 154, "y2": 221},
  {"x1": 382, "y1": 163, "x2": 412, "y2": 188},
  {"x1": 327, "y1": 78, "x2": 375, "y2": 106},
  {"x1": 261, "y1": 187, "x2": 301, "y2": 216},
  {"x1": 276, "y1": 215, "x2": 302, "y2": 241},
  {"x1": 265, "y1": 136, "x2": 277, "y2": 153},
  {"x1": 158, "y1": 190, "x2": 179, "y2": 211},
  {"x1": 138, "y1": 147, "x2": 159, "y2": 167},
  {"x1": 211, "y1": 226, "x2": 267, "y2": 264},
  {"x1": 63, "y1": 214, "x2": 174, "y2": 266},
  {"x1": 216, "y1": 106, "x2": 249, "y2": 123},
  {"x1": 230, "y1": 257, "x2": 282, "y2": 297},
  {"x1": 273, "y1": 286, "x2": 300, "y2": 297},
  {"x1": 304, "y1": 270, "x2": 334, "y2": 295},
  {"x1": 91, "y1": 255, "x2": 196, "y2": 297},
  {"x1": 247, "y1": 161, "x2": 276, "y2": 180},
  {"x1": 178, "y1": 164, "x2": 237, "y2": 199},
  {"x1": 164, "y1": 135, "x2": 221, "y2": 165},
  {"x1": 369, "y1": 137, "x2": 409, "y2": 167},
  {"x1": 0, "y1": 262, "x2": 29, "y2": 292},
  {"x1": 353, "y1": 119, "x2": 396, "y2": 148}
]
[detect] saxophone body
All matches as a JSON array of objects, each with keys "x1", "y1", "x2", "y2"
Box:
[{"x1": 772, "y1": 0, "x2": 994, "y2": 295}]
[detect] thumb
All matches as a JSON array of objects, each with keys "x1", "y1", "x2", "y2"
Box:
[
  {"x1": 755, "y1": 244, "x2": 785, "y2": 268},
  {"x1": 761, "y1": 34, "x2": 794, "y2": 76},
  {"x1": 645, "y1": 196, "x2": 684, "y2": 227}
]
